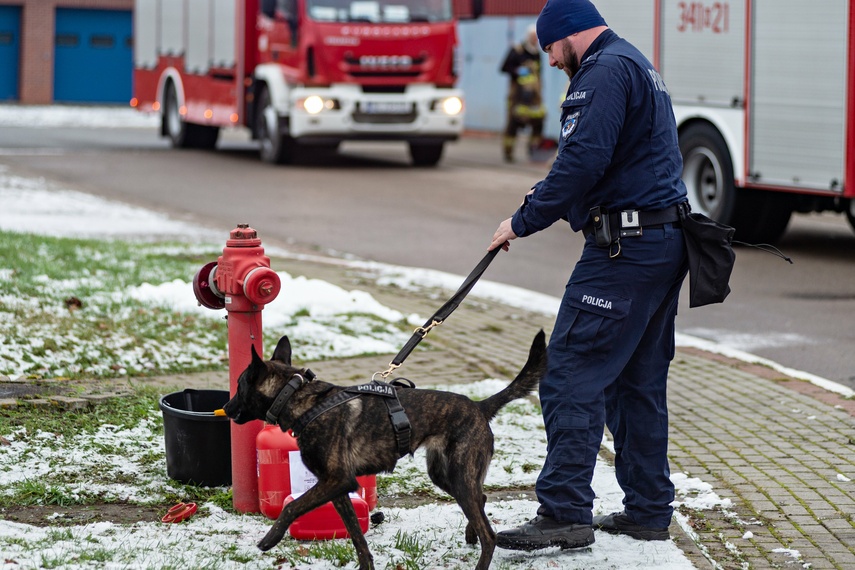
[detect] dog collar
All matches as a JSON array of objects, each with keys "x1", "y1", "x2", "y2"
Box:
[{"x1": 265, "y1": 369, "x2": 316, "y2": 425}]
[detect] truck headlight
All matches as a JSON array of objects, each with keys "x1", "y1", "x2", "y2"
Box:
[
  {"x1": 299, "y1": 96, "x2": 340, "y2": 114},
  {"x1": 302, "y1": 95, "x2": 325, "y2": 114},
  {"x1": 434, "y1": 96, "x2": 463, "y2": 116}
]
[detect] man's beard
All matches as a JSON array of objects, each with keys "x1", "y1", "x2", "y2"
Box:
[{"x1": 561, "y1": 41, "x2": 580, "y2": 79}]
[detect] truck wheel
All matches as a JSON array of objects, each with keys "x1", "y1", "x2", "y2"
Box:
[
  {"x1": 679, "y1": 123, "x2": 791, "y2": 242},
  {"x1": 256, "y1": 86, "x2": 293, "y2": 164},
  {"x1": 409, "y1": 142, "x2": 444, "y2": 167},
  {"x1": 737, "y1": 190, "x2": 792, "y2": 243},
  {"x1": 163, "y1": 83, "x2": 219, "y2": 149},
  {"x1": 679, "y1": 123, "x2": 742, "y2": 225}
]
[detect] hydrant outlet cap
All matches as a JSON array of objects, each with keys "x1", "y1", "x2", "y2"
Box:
[
  {"x1": 193, "y1": 262, "x2": 226, "y2": 310},
  {"x1": 243, "y1": 267, "x2": 281, "y2": 305}
]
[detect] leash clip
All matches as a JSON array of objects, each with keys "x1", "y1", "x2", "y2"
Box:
[
  {"x1": 414, "y1": 319, "x2": 443, "y2": 338},
  {"x1": 373, "y1": 362, "x2": 400, "y2": 381}
]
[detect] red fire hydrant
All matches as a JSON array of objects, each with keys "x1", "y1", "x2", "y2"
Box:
[{"x1": 192, "y1": 224, "x2": 281, "y2": 513}]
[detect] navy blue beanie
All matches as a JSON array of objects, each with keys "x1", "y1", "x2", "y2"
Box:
[{"x1": 536, "y1": 0, "x2": 607, "y2": 50}]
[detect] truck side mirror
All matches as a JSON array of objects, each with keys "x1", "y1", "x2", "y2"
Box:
[
  {"x1": 288, "y1": 16, "x2": 298, "y2": 47},
  {"x1": 456, "y1": 0, "x2": 483, "y2": 21},
  {"x1": 260, "y1": 0, "x2": 276, "y2": 18}
]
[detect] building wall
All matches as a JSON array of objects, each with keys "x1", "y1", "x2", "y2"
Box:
[
  {"x1": 0, "y1": 0, "x2": 132, "y2": 103},
  {"x1": 459, "y1": 15, "x2": 569, "y2": 140}
]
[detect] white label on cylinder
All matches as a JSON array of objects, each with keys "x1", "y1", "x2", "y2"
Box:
[{"x1": 288, "y1": 450, "x2": 318, "y2": 493}]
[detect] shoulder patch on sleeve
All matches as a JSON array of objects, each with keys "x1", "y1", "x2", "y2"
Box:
[{"x1": 561, "y1": 111, "x2": 580, "y2": 139}]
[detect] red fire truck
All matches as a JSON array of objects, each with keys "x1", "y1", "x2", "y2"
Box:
[
  {"x1": 132, "y1": 0, "x2": 482, "y2": 166},
  {"x1": 596, "y1": 0, "x2": 855, "y2": 241}
]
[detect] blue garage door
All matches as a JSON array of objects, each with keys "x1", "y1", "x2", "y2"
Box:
[
  {"x1": 0, "y1": 5, "x2": 21, "y2": 101},
  {"x1": 54, "y1": 8, "x2": 132, "y2": 103}
]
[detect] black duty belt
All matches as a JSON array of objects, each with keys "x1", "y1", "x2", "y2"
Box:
[
  {"x1": 291, "y1": 379, "x2": 415, "y2": 458},
  {"x1": 582, "y1": 204, "x2": 683, "y2": 241}
]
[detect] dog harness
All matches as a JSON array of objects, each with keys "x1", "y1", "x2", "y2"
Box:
[{"x1": 266, "y1": 373, "x2": 414, "y2": 458}]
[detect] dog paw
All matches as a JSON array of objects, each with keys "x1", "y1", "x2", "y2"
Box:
[{"x1": 257, "y1": 533, "x2": 281, "y2": 552}]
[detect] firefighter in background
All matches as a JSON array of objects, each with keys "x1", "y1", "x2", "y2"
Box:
[{"x1": 500, "y1": 25, "x2": 547, "y2": 163}]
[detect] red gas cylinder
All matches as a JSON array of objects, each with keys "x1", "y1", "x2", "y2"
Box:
[
  {"x1": 357, "y1": 474, "x2": 377, "y2": 511},
  {"x1": 256, "y1": 424, "x2": 298, "y2": 519},
  {"x1": 284, "y1": 493, "x2": 370, "y2": 540},
  {"x1": 256, "y1": 424, "x2": 378, "y2": 524}
]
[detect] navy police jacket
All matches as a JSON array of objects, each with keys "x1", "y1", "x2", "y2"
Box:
[{"x1": 511, "y1": 29, "x2": 688, "y2": 236}]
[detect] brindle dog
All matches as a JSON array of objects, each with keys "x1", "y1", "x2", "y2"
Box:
[{"x1": 222, "y1": 330, "x2": 547, "y2": 570}]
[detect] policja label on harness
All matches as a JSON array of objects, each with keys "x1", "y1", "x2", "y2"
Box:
[{"x1": 357, "y1": 382, "x2": 396, "y2": 397}]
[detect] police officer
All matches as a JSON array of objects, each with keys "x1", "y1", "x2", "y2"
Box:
[
  {"x1": 488, "y1": 0, "x2": 689, "y2": 552},
  {"x1": 500, "y1": 25, "x2": 546, "y2": 163}
]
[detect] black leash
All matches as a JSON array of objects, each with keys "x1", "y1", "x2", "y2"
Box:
[
  {"x1": 274, "y1": 248, "x2": 503, "y2": 457},
  {"x1": 374, "y1": 246, "x2": 504, "y2": 381}
]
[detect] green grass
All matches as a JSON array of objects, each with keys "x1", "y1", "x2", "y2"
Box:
[
  {"x1": 1, "y1": 232, "x2": 214, "y2": 293},
  {"x1": 0, "y1": 229, "x2": 411, "y2": 381},
  {"x1": 0, "y1": 385, "x2": 164, "y2": 437},
  {"x1": 10, "y1": 479, "x2": 79, "y2": 507},
  {"x1": 0, "y1": 230, "x2": 227, "y2": 380},
  {"x1": 388, "y1": 529, "x2": 432, "y2": 569},
  {"x1": 0, "y1": 384, "x2": 236, "y2": 511}
]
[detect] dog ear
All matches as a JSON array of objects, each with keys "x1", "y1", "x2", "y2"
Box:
[
  {"x1": 271, "y1": 335, "x2": 292, "y2": 365},
  {"x1": 247, "y1": 344, "x2": 267, "y2": 382}
]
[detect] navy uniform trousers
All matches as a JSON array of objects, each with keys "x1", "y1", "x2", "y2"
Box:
[{"x1": 536, "y1": 223, "x2": 688, "y2": 528}]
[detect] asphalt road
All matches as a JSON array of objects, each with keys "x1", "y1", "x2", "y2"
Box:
[{"x1": 2, "y1": 125, "x2": 854, "y2": 387}]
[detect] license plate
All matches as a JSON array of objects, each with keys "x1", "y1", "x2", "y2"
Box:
[{"x1": 361, "y1": 101, "x2": 411, "y2": 114}]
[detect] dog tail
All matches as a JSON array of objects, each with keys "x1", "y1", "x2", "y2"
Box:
[{"x1": 477, "y1": 329, "x2": 547, "y2": 421}]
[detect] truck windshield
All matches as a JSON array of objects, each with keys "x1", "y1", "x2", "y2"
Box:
[{"x1": 306, "y1": 0, "x2": 452, "y2": 23}]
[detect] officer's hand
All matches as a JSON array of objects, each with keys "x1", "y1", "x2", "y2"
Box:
[{"x1": 489, "y1": 218, "x2": 517, "y2": 252}]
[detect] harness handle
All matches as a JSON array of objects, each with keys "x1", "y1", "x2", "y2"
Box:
[{"x1": 376, "y1": 247, "x2": 503, "y2": 380}]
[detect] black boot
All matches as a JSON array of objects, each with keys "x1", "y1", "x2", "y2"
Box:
[
  {"x1": 502, "y1": 137, "x2": 515, "y2": 163},
  {"x1": 592, "y1": 511, "x2": 670, "y2": 541},
  {"x1": 496, "y1": 515, "x2": 595, "y2": 551}
]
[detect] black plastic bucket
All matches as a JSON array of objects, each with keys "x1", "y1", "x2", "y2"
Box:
[{"x1": 159, "y1": 389, "x2": 232, "y2": 487}]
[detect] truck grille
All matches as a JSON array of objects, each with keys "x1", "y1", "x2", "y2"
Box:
[
  {"x1": 350, "y1": 71, "x2": 422, "y2": 78},
  {"x1": 352, "y1": 106, "x2": 417, "y2": 124},
  {"x1": 344, "y1": 55, "x2": 425, "y2": 79}
]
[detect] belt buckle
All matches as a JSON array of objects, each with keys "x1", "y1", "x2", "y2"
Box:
[
  {"x1": 390, "y1": 409, "x2": 410, "y2": 432},
  {"x1": 620, "y1": 210, "x2": 642, "y2": 238}
]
